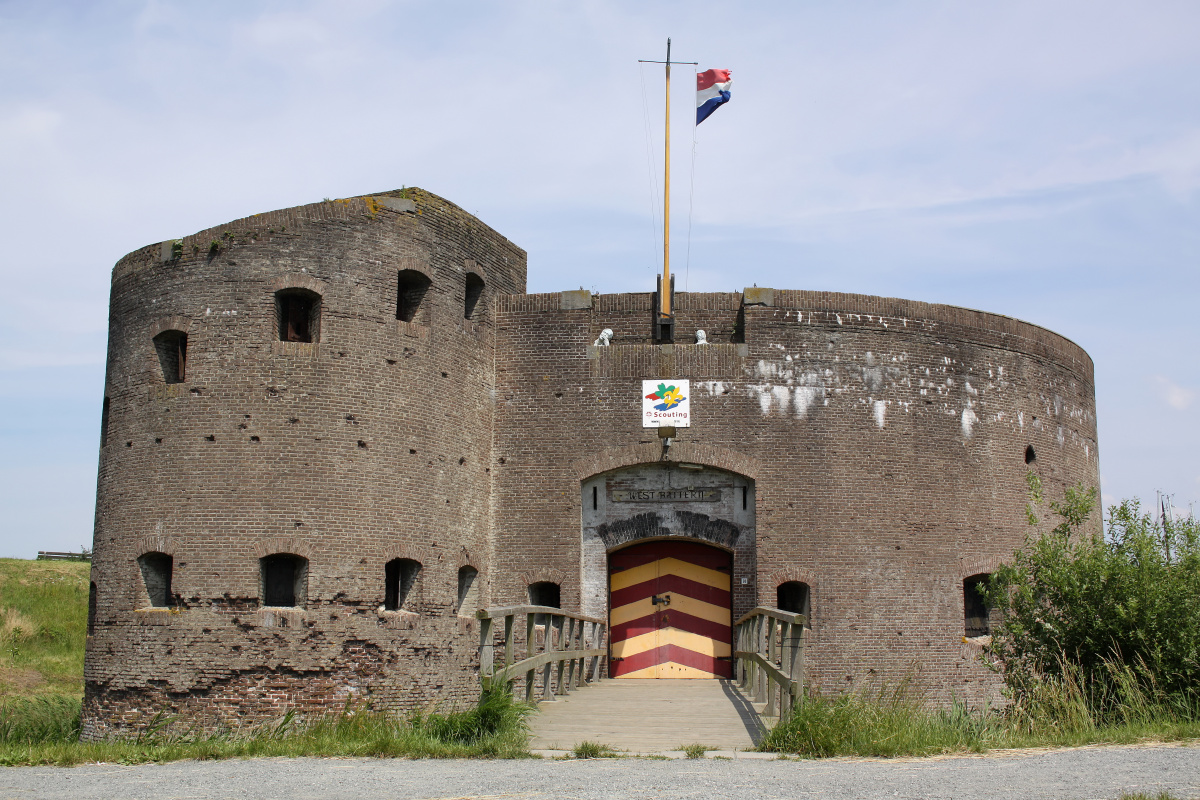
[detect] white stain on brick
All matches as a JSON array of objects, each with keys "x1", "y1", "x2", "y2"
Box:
[
  {"x1": 962, "y1": 406, "x2": 978, "y2": 438},
  {"x1": 874, "y1": 400, "x2": 887, "y2": 428}
]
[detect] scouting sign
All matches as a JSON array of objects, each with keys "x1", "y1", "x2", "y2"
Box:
[{"x1": 642, "y1": 380, "x2": 691, "y2": 428}]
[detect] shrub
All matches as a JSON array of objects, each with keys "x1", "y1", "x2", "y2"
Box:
[{"x1": 984, "y1": 481, "x2": 1200, "y2": 722}]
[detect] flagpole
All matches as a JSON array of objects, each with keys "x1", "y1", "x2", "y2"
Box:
[
  {"x1": 663, "y1": 38, "x2": 671, "y2": 321},
  {"x1": 638, "y1": 41, "x2": 695, "y2": 341}
]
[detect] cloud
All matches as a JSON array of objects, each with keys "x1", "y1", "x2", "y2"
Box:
[{"x1": 1155, "y1": 376, "x2": 1196, "y2": 410}]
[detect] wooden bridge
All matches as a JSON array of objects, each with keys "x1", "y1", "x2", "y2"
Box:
[{"x1": 477, "y1": 604, "x2": 806, "y2": 754}]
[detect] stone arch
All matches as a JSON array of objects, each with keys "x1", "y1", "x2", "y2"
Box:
[
  {"x1": 149, "y1": 316, "x2": 193, "y2": 339},
  {"x1": 132, "y1": 533, "x2": 178, "y2": 557},
  {"x1": 959, "y1": 554, "x2": 1005, "y2": 579},
  {"x1": 253, "y1": 536, "x2": 314, "y2": 560},
  {"x1": 462, "y1": 259, "x2": 487, "y2": 282},
  {"x1": 517, "y1": 568, "x2": 568, "y2": 588},
  {"x1": 763, "y1": 567, "x2": 821, "y2": 596},
  {"x1": 395, "y1": 256, "x2": 432, "y2": 281},
  {"x1": 571, "y1": 442, "x2": 762, "y2": 483},
  {"x1": 270, "y1": 274, "x2": 327, "y2": 295},
  {"x1": 597, "y1": 513, "x2": 742, "y2": 552},
  {"x1": 381, "y1": 543, "x2": 425, "y2": 564},
  {"x1": 579, "y1": 458, "x2": 756, "y2": 620}
]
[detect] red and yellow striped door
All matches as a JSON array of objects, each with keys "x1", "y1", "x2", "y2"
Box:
[{"x1": 608, "y1": 540, "x2": 732, "y2": 678}]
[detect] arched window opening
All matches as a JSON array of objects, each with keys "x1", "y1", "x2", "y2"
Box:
[
  {"x1": 464, "y1": 273, "x2": 485, "y2": 320},
  {"x1": 385, "y1": 558, "x2": 421, "y2": 611},
  {"x1": 87, "y1": 582, "x2": 97, "y2": 635},
  {"x1": 396, "y1": 270, "x2": 432, "y2": 323},
  {"x1": 100, "y1": 397, "x2": 110, "y2": 448},
  {"x1": 1025, "y1": 445, "x2": 1037, "y2": 465},
  {"x1": 275, "y1": 289, "x2": 321, "y2": 343},
  {"x1": 261, "y1": 553, "x2": 308, "y2": 608},
  {"x1": 153, "y1": 330, "x2": 188, "y2": 384},
  {"x1": 137, "y1": 552, "x2": 173, "y2": 608},
  {"x1": 528, "y1": 581, "x2": 560, "y2": 626},
  {"x1": 528, "y1": 581, "x2": 560, "y2": 608},
  {"x1": 963, "y1": 573, "x2": 992, "y2": 637},
  {"x1": 456, "y1": 565, "x2": 479, "y2": 617},
  {"x1": 776, "y1": 581, "x2": 811, "y2": 626}
]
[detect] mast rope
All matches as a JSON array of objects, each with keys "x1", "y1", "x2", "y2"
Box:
[
  {"x1": 639, "y1": 64, "x2": 662, "y2": 274},
  {"x1": 685, "y1": 110, "x2": 698, "y2": 293}
]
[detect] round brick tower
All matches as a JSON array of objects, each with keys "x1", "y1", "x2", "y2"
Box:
[{"x1": 83, "y1": 189, "x2": 525, "y2": 738}]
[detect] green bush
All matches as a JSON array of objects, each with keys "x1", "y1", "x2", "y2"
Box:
[{"x1": 984, "y1": 481, "x2": 1200, "y2": 722}]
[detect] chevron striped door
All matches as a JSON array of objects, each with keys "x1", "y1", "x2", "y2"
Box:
[{"x1": 608, "y1": 540, "x2": 733, "y2": 678}]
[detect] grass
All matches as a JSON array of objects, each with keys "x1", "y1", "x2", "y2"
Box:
[
  {"x1": 0, "y1": 556, "x2": 534, "y2": 765},
  {"x1": 0, "y1": 688, "x2": 532, "y2": 766},
  {"x1": 759, "y1": 668, "x2": 1200, "y2": 759},
  {"x1": 0, "y1": 557, "x2": 1195, "y2": 765},
  {"x1": 571, "y1": 740, "x2": 619, "y2": 759},
  {"x1": 0, "y1": 558, "x2": 90, "y2": 699}
]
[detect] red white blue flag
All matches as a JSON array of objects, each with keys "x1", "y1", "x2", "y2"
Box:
[{"x1": 696, "y1": 68, "x2": 732, "y2": 125}]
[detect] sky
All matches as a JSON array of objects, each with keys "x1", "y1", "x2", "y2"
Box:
[{"x1": 1, "y1": 1, "x2": 1197, "y2": 558}]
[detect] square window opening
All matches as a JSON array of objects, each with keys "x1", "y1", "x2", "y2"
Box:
[
  {"x1": 385, "y1": 558, "x2": 422, "y2": 611},
  {"x1": 397, "y1": 270, "x2": 432, "y2": 323},
  {"x1": 138, "y1": 552, "x2": 173, "y2": 608},
  {"x1": 153, "y1": 330, "x2": 188, "y2": 384},
  {"x1": 261, "y1": 553, "x2": 308, "y2": 608},
  {"x1": 275, "y1": 290, "x2": 321, "y2": 343}
]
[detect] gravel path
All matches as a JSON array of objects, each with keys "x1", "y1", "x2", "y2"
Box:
[{"x1": 1, "y1": 743, "x2": 1197, "y2": 800}]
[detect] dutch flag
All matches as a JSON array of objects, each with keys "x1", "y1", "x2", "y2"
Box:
[{"x1": 696, "y1": 68, "x2": 732, "y2": 125}]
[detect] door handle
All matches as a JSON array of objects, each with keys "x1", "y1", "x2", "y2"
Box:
[{"x1": 651, "y1": 594, "x2": 671, "y2": 606}]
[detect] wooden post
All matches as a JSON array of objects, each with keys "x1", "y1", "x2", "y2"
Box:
[
  {"x1": 563, "y1": 616, "x2": 575, "y2": 693},
  {"x1": 754, "y1": 615, "x2": 766, "y2": 703},
  {"x1": 542, "y1": 613, "x2": 554, "y2": 701},
  {"x1": 479, "y1": 615, "x2": 494, "y2": 687},
  {"x1": 779, "y1": 620, "x2": 793, "y2": 716},
  {"x1": 764, "y1": 617, "x2": 778, "y2": 716},
  {"x1": 504, "y1": 614, "x2": 514, "y2": 670},
  {"x1": 591, "y1": 621, "x2": 603, "y2": 682},
  {"x1": 525, "y1": 610, "x2": 536, "y2": 702}
]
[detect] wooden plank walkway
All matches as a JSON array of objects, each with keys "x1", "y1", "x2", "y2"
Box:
[{"x1": 527, "y1": 679, "x2": 771, "y2": 753}]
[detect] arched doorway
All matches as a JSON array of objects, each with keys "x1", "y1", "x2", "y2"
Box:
[
  {"x1": 579, "y1": 461, "x2": 754, "y2": 678},
  {"x1": 609, "y1": 539, "x2": 733, "y2": 678}
]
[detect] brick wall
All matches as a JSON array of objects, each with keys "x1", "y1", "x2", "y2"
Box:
[
  {"x1": 492, "y1": 289, "x2": 1098, "y2": 706},
  {"x1": 83, "y1": 189, "x2": 525, "y2": 738},
  {"x1": 85, "y1": 190, "x2": 1099, "y2": 736}
]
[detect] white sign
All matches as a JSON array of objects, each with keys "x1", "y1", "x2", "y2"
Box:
[{"x1": 642, "y1": 379, "x2": 691, "y2": 428}]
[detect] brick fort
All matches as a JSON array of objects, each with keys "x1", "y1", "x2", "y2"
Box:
[{"x1": 83, "y1": 188, "x2": 1099, "y2": 737}]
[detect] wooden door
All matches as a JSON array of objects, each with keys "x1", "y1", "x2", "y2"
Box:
[{"x1": 608, "y1": 540, "x2": 732, "y2": 678}]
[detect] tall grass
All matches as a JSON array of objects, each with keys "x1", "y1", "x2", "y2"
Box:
[
  {"x1": 0, "y1": 687, "x2": 532, "y2": 766},
  {"x1": 0, "y1": 558, "x2": 90, "y2": 697},
  {"x1": 760, "y1": 657, "x2": 1200, "y2": 758}
]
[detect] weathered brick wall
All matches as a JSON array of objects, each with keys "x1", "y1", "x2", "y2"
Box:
[
  {"x1": 492, "y1": 289, "x2": 1098, "y2": 706},
  {"x1": 86, "y1": 188, "x2": 1099, "y2": 736},
  {"x1": 83, "y1": 189, "x2": 526, "y2": 738}
]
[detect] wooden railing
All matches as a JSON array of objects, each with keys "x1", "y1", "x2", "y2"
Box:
[
  {"x1": 36, "y1": 551, "x2": 91, "y2": 562},
  {"x1": 734, "y1": 606, "x2": 806, "y2": 717},
  {"x1": 477, "y1": 605, "x2": 607, "y2": 703}
]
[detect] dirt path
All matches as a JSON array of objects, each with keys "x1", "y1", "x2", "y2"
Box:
[{"x1": 1, "y1": 741, "x2": 1197, "y2": 800}]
